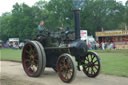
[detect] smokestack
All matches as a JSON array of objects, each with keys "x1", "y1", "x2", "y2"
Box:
[{"x1": 74, "y1": 10, "x2": 80, "y2": 40}]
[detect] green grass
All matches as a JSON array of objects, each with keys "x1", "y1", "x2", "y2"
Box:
[
  {"x1": 0, "y1": 48, "x2": 128, "y2": 77},
  {"x1": 0, "y1": 49, "x2": 22, "y2": 61},
  {"x1": 94, "y1": 49, "x2": 128, "y2": 77}
]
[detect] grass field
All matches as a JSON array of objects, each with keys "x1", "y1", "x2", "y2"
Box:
[
  {"x1": 94, "y1": 49, "x2": 128, "y2": 77},
  {"x1": 0, "y1": 49, "x2": 22, "y2": 61},
  {"x1": 0, "y1": 48, "x2": 128, "y2": 77}
]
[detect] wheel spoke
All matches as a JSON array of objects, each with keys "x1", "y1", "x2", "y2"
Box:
[
  {"x1": 65, "y1": 73, "x2": 68, "y2": 79},
  {"x1": 91, "y1": 55, "x2": 95, "y2": 62},
  {"x1": 33, "y1": 53, "x2": 38, "y2": 58},
  {"x1": 60, "y1": 67, "x2": 65, "y2": 72},
  {"x1": 57, "y1": 54, "x2": 76, "y2": 83},
  {"x1": 32, "y1": 48, "x2": 36, "y2": 55},
  {"x1": 94, "y1": 66, "x2": 98, "y2": 71},
  {"x1": 24, "y1": 59, "x2": 30, "y2": 63},
  {"x1": 68, "y1": 69, "x2": 73, "y2": 74},
  {"x1": 82, "y1": 52, "x2": 101, "y2": 77},
  {"x1": 91, "y1": 67, "x2": 93, "y2": 74},
  {"x1": 86, "y1": 56, "x2": 89, "y2": 62},
  {"x1": 90, "y1": 54, "x2": 93, "y2": 61},
  {"x1": 84, "y1": 65, "x2": 89, "y2": 70},
  {"x1": 94, "y1": 64, "x2": 99, "y2": 66},
  {"x1": 93, "y1": 60, "x2": 98, "y2": 64},
  {"x1": 87, "y1": 67, "x2": 90, "y2": 73},
  {"x1": 23, "y1": 44, "x2": 38, "y2": 74},
  {"x1": 83, "y1": 63, "x2": 88, "y2": 67},
  {"x1": 91, "y1": 67, "x2": 95, "y2": 74},
  {"x1": 25, "y1": 50, "x2": 31, "y2": 56},
  {"x1": 34, "y1": 59, "x2": 38, "y2": 64},
  {"x1": 29, "y1": 45, "x2": 33, "y2": 51},
  {"x1": 67, "y1": 58, "x2": 71, "y2": 66},
  {"x1": 63, "y1": 58, "x2": 66, "y2": 66},
  {"x1": 22, "y1": 41, "x2": 46, "y2": 77},
  {"x1": 28, "y1": 65, "x2": 32, "y2": 71}
]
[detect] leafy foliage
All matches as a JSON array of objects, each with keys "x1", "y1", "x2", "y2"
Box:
[{"x1": 0, "y1": 0, "x2": 128, "y2": 41}]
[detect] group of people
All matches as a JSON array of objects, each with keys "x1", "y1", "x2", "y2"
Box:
[
  {"x1": 100, "y1": 42, "x2": 116, "y2": 50},
  {"x1": 88, "y1": 41, "x2": 116, "y2": 50},
  {"x1": 0, "y1": 41, "x2": 19, "y2": 49},
  {"x1": 0, "y1": 41, "x2": 24, "y2": 49}
]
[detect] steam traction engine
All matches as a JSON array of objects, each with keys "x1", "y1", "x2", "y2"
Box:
[{"x1": 22, "y1": 0, "x2": 101, "y2": 83}]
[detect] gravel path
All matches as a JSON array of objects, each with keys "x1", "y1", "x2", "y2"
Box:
[{"x1": 0, "y1": 61, "x2": 128, "y2": 85}]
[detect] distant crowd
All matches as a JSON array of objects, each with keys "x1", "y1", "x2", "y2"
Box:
[
  {"x1": 0, "y1": 41, "x2": 24, "y2": 49},
  {"x1": 88, "y1": 41, "x2": 116, "y2": 50},
  {"x1": 0, "y1": 40, "x2": 117, "y2": 50}
]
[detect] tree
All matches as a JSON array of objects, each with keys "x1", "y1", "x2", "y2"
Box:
[
  {"x1": 125, "y1": 1, "x2": 128, "y2": 29},
  {"x1": 44, "y1": 0, "x2": 73, "y2": 30},
  {"x1": 0, "y1": 0, "x2": 127, "y2": 41},
  {"x1": 80, "y1": 0, "x2": 125, "y2": 35},
  {"x1": 0, "y1": 12, "x2": 12, "y2": 41},
  {"x1": 0, "y1": 3, "x2": 46, "y2": 41}
]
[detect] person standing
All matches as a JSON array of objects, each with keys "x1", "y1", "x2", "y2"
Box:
[
  {"x1": 96, "y1": 41, "x2": 99, "y2": 49},
  {"x1": 88, "y1": 42, "x2": 91, "y2": 49},
  {"x1": 110, "y1": 42, "x2": 113, "y2": 49},
  {"x1": 113, "y1": 42, "x2": 116, "y2": 49},
  {"x1": 105, "y1": 42, "x2": 108, "y2": 49},
  {"x1": 101, "y1": 42, "x2": 105, "y2": 50}
]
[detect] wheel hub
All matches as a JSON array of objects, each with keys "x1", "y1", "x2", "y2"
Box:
[{"x1": 88, "y1": 62, "x2": 95, "y2": 67}]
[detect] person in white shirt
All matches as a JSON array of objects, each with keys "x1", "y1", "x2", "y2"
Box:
[{"x1": 101, "y1": 42, "x2": 105, "y2": 50}]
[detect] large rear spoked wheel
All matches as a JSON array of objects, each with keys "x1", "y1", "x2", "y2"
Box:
[
  {"x1": 83, "y1": 51, "x2": 101, "y2": 78},
  {"x1": 22, "y1": 41, "x2": 46, "y2": 77},
  {"x1": 57, "y1": 53, "x2": 76, "y2": 83}
]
